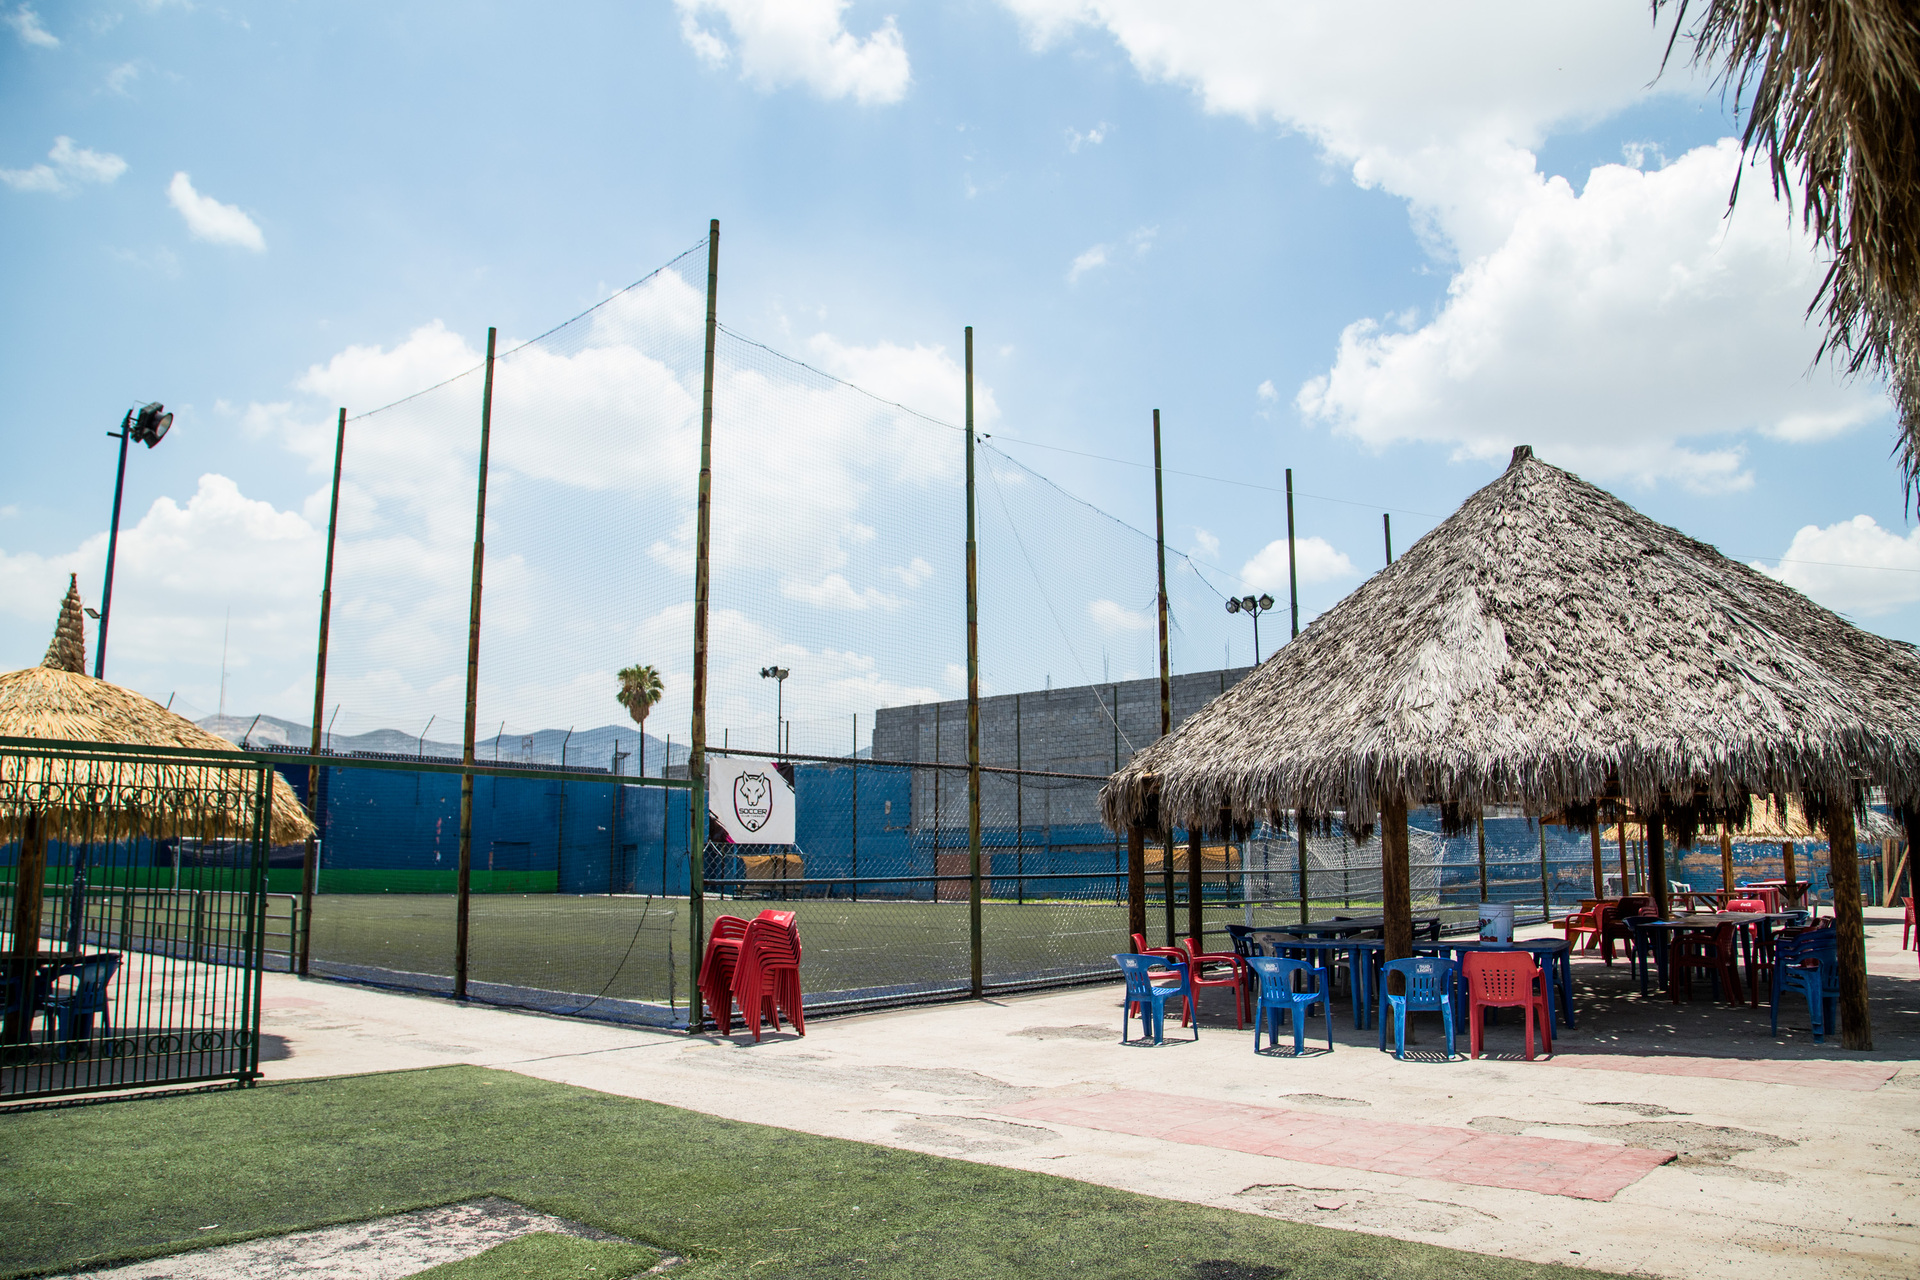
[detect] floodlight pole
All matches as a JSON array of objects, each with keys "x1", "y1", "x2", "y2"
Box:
[
  {"x1": 1285, "y1": 468, "x2": 1299, "y2": 641},
  {"x1": 94, "y1": 410, "x2": 135, "y2": 679},
  {"x1": 965, "y1": 326, "x2": 984, "y2": 999},
  {"x1": 300, "y1": 407, "x2": 347, "y2": 976},
  {"x1": 688, "y1": 220, "x2": 720, "y2": 1032},
  {"x1": 454, "y1": 327, "x2": 497, "y2": 1001}
]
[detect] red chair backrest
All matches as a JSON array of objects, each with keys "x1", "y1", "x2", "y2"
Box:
[
  {"x1": 1463, "y1": 951, "x2": 1541, "y2": 1004},
  {"x1": 711, "y1": 915, "x2": 750, "y2": 943},
  {"x1": 756, "y1": 909, "x2": 797, "y2": 929},
  {"x1": 743, "y1": 918, "x2": 801, "y2": 969}
]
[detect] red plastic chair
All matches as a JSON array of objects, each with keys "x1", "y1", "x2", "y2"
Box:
[
  {"x1": 1725, "y1": 898, "x2": 1769, "y2": 913},
  {"x1": 733, "y1": 916, "x2": 804, "y2": 1042},
  {"x1": 698, "y1": 915, "x2": 757, "y2": 1035},
  {"x1": 1599, "y1": 896, "x2": 1651, "y2": 965},
  {"x1": 1180, "y1": 936, "x2": 1247, "y2": 1027},
  {"x1": 1463, "y1": 951, "x2": 1552, "y2": 1061},
  {"x1": 1903, "y1": 897, "x2": 1914, "y2": 951},
  {"x1": 1670, "y1": 922, "x2": 1744, "y2": 1004},
  {"x1": 1130, "y1": 932, "x2": 1184, "y2": 962}
]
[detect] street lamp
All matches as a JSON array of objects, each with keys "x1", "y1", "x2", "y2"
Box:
[
  {"x1": 1225, "y1": 593, "x2": 1278, "y2": 663},
  {"x1": 95, "y1": 401, "x2": 173, "y2": 679},
  {"x1": 759, "y1": 665, "x2": 791, "y2": 756}
]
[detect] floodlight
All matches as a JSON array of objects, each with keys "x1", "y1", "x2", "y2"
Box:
[
  {"x1": 131, "y1": 402, "x2": 172, "y2": 448},
  {"x1": 1258, "y1": 593, "x2": 1275, "y2": 611},
  {"x1": 1224, "y1": 598, "x2": 1241, "y2": 614}
]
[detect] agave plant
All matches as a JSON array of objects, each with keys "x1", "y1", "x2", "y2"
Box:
[
  {"x1": 1658, "y1": 1, "x2": 1920, "y2": 490},
  {"x1": 615, "y1": 663, "x2": 665, "y2": 775}
]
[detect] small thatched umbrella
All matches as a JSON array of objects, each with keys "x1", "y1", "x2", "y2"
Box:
[
  {"x1": 2, "y1": 579, "x2": 312, "y2": 1037},
  {"x1": 1103, "y1": 447, "x2": 1920, "y2": 1050}
]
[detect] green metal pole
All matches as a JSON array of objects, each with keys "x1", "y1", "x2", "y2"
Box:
[
  {"x1": 966, "y1": 326, "x2": 984, "y2": 999},
  {"x1": 455, "y1": 328, "x2": 496, "y2": 1001},
  {"x1": 301, "y1": 406, "x2": 345, "y2": 978},
  {"x1": 689, "y1": 220, "x2": 720, "y2": 1031}
]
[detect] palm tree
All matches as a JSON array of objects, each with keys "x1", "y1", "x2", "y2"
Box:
[
  {"x1": 1657, "y1": 1, "x2": 1920, "y2": 490},
  {"x1": 615, "y1": 664, "x2": 665, "y2": 776}
]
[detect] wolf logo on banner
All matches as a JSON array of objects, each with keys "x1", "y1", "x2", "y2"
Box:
[{"x1": 708, "y1": 757, "x2": 796, "y2": 844}]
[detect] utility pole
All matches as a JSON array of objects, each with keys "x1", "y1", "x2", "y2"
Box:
[
  {"x1": 1285, "y1": 468, "x2": 1299, "y2": 640},
  {"x1": 965, "y1": 327, "x2": 984, "y2": 999},
  {"x1": 454, "y1": 328, "x2": 498, "y2": 1001},
  {"x1": 688, "y1": 219, "x2": 720, "y2": 1031},
  {"x1": 300, "y1": 407, "x2": 346, "y2": 976}
]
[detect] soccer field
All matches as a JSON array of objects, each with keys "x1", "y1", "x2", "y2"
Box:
[{"x1": 307, "y1": 892, "x2": 1153, "y2": 1011}]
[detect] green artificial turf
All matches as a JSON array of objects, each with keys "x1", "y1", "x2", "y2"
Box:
[
  {"x1": 0, "y1": 1064, "x2": 1615, "y2": 1280},
  {"x1": 410, "y1": 1233, "x2": 662, "y2": 1280}
]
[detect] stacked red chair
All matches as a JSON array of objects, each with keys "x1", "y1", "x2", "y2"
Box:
[
  {"x1": 732, "y1": 911, "x2": 805, "y2": 1042},
  {"x1": 697, "y1": 915, "x2": 755, "y2": 1035}
]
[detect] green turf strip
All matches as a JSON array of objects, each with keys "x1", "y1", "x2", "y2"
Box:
[
  {"x1": 0, "y1": 1065, "x2": 1609, "y2": 1280},
  {"x1": 410, "y1": 1233, "x2": 661, "y2": 1280}
]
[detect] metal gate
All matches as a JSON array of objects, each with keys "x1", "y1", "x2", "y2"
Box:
[{"x1": 1, "y1": 739, "x2": 273, "y2": 1101}]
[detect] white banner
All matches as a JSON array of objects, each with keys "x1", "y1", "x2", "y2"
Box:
[{"x1": 707, "y1": 758, "x2": 797, "y2": 845}]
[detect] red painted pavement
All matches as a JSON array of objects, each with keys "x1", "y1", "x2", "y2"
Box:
[
  {"x1": 1546, "y1": 1053, "x2": 1898, "y2": 1091},
  {"x1": 999, "y1": 1089, "x2": 1672, "y2": 1201}
]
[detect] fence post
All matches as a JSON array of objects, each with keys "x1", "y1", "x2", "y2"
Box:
[
  {"x1": 964, "y1": 326, "x2": 983, "y2": 1000},
  {"x1": 454, "y1": 326, "x2": 498, "y2": 1002},
  {"x1": 303, "y1": 406, "x2": 346, "y2": 977},
  {"x1": 687, "y1": 219, "x2": 721, "y2": 1031},
  {"x1": 1538, "y1": 821, "x2": 1551, "y2": 921}
]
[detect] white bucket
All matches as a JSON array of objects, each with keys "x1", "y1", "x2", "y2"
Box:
[{"x1": 1478, "y1": 901, "x2": 1514, "y2": 946}]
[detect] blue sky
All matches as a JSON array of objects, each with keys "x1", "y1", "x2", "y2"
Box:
[{"x1": 5, "y1": 1, "x2": 1919, "y2": 751}]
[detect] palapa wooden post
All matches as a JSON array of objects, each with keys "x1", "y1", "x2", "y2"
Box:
[
  {"x1": 1126, "y1": 824, "x2": 1147, "y2": 942},
  {"x1": 1782, "y1": 841, "x2": 1798, "y2": 904},
  {"x1": 1589, "y1": 820, "x2": 1605, "y2": 899},
  {"x1": 1618, "y1": 820, "x2": 1631, "y2": 894},
  {"x1": 1647, "y1": 815, "x2": 1668, "y2": 918},
  {"x1": 1382, "y1": 793, "x2": 1412, "y2": 961},
  {"x1": 3, "y1": 813, "x2": 47, "y2": 1043},
  {"x1": 1476, "y1": 814, "x2": 1488, "y2": 901},
  {"x1": 1719, "y1": 828, "x2": 1734, "y2": 900},
  {"x1": 1823, "y1": 795, "x2": 1872, "y2": 1049},
  {"x1": 1297, "y1": 807, "x2": 1311, "y2": 924}
]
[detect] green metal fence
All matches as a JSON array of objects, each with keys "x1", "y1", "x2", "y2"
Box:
[{"x1": 1, "y1": 738, "x2": 274, "y2": 1101}]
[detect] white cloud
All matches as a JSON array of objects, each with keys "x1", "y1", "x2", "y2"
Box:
[
  {"x1": 106, "y1": 61, "x2": 139, "y2": 94},
  {"x1": 1128, "y1": 224, "x2": 1156, "y2": 256},
  {"x1": 1296, "y1": 141, "x2": 1885, "y2": 492},
  {"x1": 1067, "y1": 122, "x2": 1107, "y2": 152},
  {"x1": 1255, "y1": 380, "x2": 1277, "y2": 404},
  {"x1": 1190, "y1": 527, "x2": 1220, "y2": 560},
  {"x1": 0, "y1": 475, "x2": 322, "y2": 708},
  {"x1": 1088, "y1": 598, "x2": 1154, "y2": 632},
  {"x1": 1, "y1": 136, "x2": 127, "y2": 194},
  {"x1": 1068, "y1": 243, "x2": 1108, "y2": 282},
  {"x1": 675, "y1": 0, "x2": 910, "y2": 105},
  {"x1": 780, "y1": 573, "x2": 899, "y2": 611},
  {"x1": 168, "y1": 172, "x2": 265, "y2": 251},
  {"x1": 1752, "y1": 516, "x2": 1920, "y2": 618},
  {"x1": 1000, "y1": 0, "x2": 1674, "y2": 261},
  {"x1": 5, "y1": 4, "x2": 56, "y2": 47},
  {"x1": 1241, "y1": 536, "x2": 1355, "y2": 590},
  {"x1": 892, "y1": 556, "x2": 934, "y2": 588}
]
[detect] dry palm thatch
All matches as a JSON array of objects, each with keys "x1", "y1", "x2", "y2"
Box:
[
  {"x1": 1103, "y1": 447, "x2": 1920, "y2": 838},
  {"x1": 1, "y1": 587, "x2": 314, "y2": 845},
  {"x1": 1657, "y1": 1, "x2": 1920, "y2": 490},
  {"x1": 1603, "y1": 794, "x2": 1899, "y2": 843}
]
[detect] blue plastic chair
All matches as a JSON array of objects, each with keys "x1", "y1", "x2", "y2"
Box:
[
  {"x1": 39, "y1": 954, "x2": 120, "y2": 1057},
  {"x1": 1114, "y1": 954, "x2": 1194, "y2": 1044},
  {"x1": 1376, "y1": 957, "x2": 1456, "y2": 1059},
  {"x1": 1771, "y1": 934, "x2": 1839, "y2": 1041},
  {"x1": 1246, "y1": 955, "x2": 1331, "y2": 1055}
]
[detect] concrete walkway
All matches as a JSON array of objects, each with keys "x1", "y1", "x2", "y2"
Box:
[{"x1": 257, "y1": 908, "x2": 1920, "y2": 1280}]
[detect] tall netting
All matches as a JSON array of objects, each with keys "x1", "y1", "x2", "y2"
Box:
[{"x1": 295, "y1": 230, "x2": 1664, "y2": 1030}]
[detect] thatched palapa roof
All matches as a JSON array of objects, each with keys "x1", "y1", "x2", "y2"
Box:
[
  {"x1": 1104, "y1": 447, "x2": 1920, "y2": 836},
  {"x1": 0, "y1": 577, "x2": 315, "y2": 844},
  {"x1": 1602, "y1": 796, "x2": 1901, "y2": 846}
]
